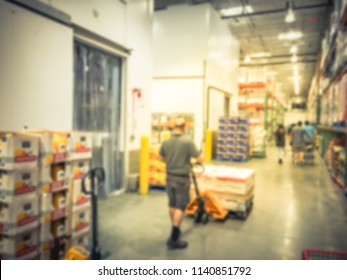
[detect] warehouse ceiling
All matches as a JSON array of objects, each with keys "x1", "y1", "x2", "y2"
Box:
[{"x1": 154, "y1": 0, "x2": 334, "y2": 105}]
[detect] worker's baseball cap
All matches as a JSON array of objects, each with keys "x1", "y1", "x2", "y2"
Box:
[{"x1": 175, "y1": 117, "x2": 185, "y2": 127}]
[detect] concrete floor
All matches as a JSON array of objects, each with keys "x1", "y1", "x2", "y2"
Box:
[{"x1": 98, "y1": 147, "x2": 347, "y2": 260}]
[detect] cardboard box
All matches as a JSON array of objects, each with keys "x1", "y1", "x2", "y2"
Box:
[
  {"x1": 22, "y1": 131, "x2": 54, "y2": 166},
  {"x1": 0, "y1": 227, "x2": 39, "y2": 260},
  {"x1": 0, "y1": 196, "x2": 39, "y2": 235},
  {"x1": 211, "y1": 191, "x2": 254, "y2": 212},
  {"x1": 68, "y1": 207, "x2": 91, "y2": 238},
  {"x1": 51, "y1": 131, "x2": 70, "y2": 163},
  {"x1": 0, "y1": 169, "x2": 38, "y2": 203},
  {"x1": 69, "y1": 132, "x2": 92, "y2": 160},
  {"x1": 50, "y1": 162, "x2": 71, "y2": 193},
  {"x1": 67, "y1": 232, "x2": 90, "y2": 250},
  {"x1": 71, "y1": 160, "x2": 90, "y2": 181},
  {"x1": 39, "y1": 165, "x2": 52, "y2": 193},
  {"x1": 39, "y1": 222, "x2": 52, "y2": 243},
  {"x1": 52, "y1": 191, "x2": 67, "y2": 211},
  {"x1": 39, "y1": 192, "x2": 52, "y2": 224},
  {"x1": 0, "y1": 132, "x2": 39, "y2": 170},
  {"x1": 68, "y1": 179, "x2": 91, "y2": 210},
  {"x1": 51, "y1": 219, "x2": 66, "y2": 238}
]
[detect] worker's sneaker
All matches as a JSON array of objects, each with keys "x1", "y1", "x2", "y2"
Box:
[{"x1": 167, "y1": 239, "x2": 188, "y2": 250}]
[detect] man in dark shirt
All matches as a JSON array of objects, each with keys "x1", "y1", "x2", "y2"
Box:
[{"x1": 159, "y1": 117, "x2": 203, "y2": 250}]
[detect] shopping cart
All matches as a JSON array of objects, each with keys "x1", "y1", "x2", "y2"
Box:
[
  {"x1": 302, "y1": 249, "x2": 347, "y2": 260},
  {"x1": 292, "y1": 143, "x2": 315, "y2": 165}
]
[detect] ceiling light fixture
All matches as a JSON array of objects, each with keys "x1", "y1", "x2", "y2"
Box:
[
  {"x1": 285, "y1": 2, "x2": 295, "y2": 23},
  {"x1": 278, "y1": 31, "x2": 303, "y2": 41},
  {"x1": 220, "y1": 5, "x2": 253, "y2": 17},
  {"x1": 290, "y1": 45, "x2": 298, "y2": 54},
  {"x1": 291, "y1": 55, "x2": 298, "y2": 63},
  {"x1": 251, "y1": 52, "x2": 272, "y2": 58},
  {"x1": 244, "y1": 56, "x2": 251, "y2": 63}
]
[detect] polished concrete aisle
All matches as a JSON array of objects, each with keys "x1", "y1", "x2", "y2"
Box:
[{"x1": 98, "y1": 147, "x2": 347, "y2": 260}]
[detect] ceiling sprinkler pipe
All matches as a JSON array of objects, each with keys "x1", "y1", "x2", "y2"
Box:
[{"x1": 221, "y1": 1, "x2": 332, "y2": 19}]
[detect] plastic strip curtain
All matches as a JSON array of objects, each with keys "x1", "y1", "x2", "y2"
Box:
[{"x1": 73, "y1": 41, "x2": 123, "y2": 197}]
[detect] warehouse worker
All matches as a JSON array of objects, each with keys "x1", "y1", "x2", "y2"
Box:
[
  {"x1": 275, "y1": 124, "x2": 286, "y2": 164},
  {"x1": 159, "y1": 117, "x2": 203, "y2": 250}
]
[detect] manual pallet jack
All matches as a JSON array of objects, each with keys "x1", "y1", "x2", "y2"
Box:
[
  {"x1": 65, "y1": 167, "x2": 110, "y2": 260},
  {"x1": 185, "y1": 164, "x2": 228, "y2": 224}
]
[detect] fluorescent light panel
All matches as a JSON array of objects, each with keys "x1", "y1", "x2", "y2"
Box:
[{"x1": 278, "y1": 31, "x2": 303, "y2": 40}]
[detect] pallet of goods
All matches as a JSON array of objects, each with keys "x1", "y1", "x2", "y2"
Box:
[{"x1": 191, "y1": 165, "x2": 255, "y2": 219}]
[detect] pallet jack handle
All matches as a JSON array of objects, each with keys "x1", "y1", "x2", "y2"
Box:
[{"x1": 81, "y1": 167, "x2": 105, "y2": 260}]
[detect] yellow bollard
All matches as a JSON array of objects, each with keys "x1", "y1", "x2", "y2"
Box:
[
  {"x1": 139, "y1": 135, "x2": 149, "y2": 195},
  {"x1": 205, "y1": 130, "x2": 213, "y2": 162}
]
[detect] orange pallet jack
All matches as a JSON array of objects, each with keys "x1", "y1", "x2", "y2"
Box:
[{"x1": 185, "y1": 164, "x2": 228, "y2": 224}]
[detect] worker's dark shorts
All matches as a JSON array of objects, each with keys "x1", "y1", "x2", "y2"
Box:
[{"x1": 166, "y1": 174, "x2": 190, "y2": 211}]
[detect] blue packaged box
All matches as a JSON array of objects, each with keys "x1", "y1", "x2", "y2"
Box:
[
  {"x1": 237, "y1": 147, "x2": 248, "y2": 154},
  {"x1": 217, "y1": 139, "x2": 228, "y2": 145},
  {"x1": 238, "y1": 125, "x2": 250, "y2": 132},
  {"x1": 218, "y1": 125, "x2": 228, "y2": 132},
  {"x1": 217, "y1": 146, "x2": 227, "y2": 153},
  {"x1": 238, "y1": 117, "x2": 249, "y2": 124},
  {"x1": 218, "y1": 132, "x2": 228, "y2": 139},
  {"x1": 227, "y1": 146, "x2": 237, "y2": 153},
  {"x1": 228, "y1": 116, "x2": 239, "y2": 124},
  {"x1": 237, "y1": 140, "x2": 249, "y2": 147},
  {"x1": 237, "y1": 133, "x2": 250, "y2": 139},
  {"x1": 227, "y1": 139, "x2": 237, "y2": 146},
  {"x1": 218, "y1": 117, "x2": 229, "y2": 125},
  {"x1": 227, "y1": 132, "x2": 237, "y2": 139},
  {"x1": 227, "y1": 125, "x2": 238, "y2": 132}
]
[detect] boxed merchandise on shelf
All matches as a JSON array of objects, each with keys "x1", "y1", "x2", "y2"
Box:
[
  {"x1": 69, "y1": 132, "x2": 92, "y2": 160},
  {"x1": 39, "y1": 222, "x2": 52, "y2": 244},
  {"x1": 39, "y1": 192, "x2": 52, "y2": 224},
  {"x1": 0, "y1": 169, "x2": 38, "y2": 203},
  {"x1": 22, "y1": 131, "x2": 54, "y2": 166},
  {"x1": 51, "y1": 218, "x2": 67, "y2": 238},
  {"x1": 50, "y1": 162, "x2": 71, "y2": 192},
  {"x1": 68, "y1": 179, "x2": 91, "y2": 210},
  {"x1": 39, "y1": 240, "x2": 52, "y2": 260},
  {"x1": 39, "y1": 165, "x2": 52, "y2": 193},
  {"x1": 67, "y1": 206, "x2": 91, "y2": 238},
  {"x1": 71, "y1": 159, "x2": 90, "y2": 181},
  {"x1": 66, "y1": 232, "x2": 90, "y2": 250},
  {"x1": 0, "y1": 195, "x2": 39, "y2": 235},
  {"x1": 0, "y1": 227, "x2": 39, "y2": 260},
  {"x1": 0, "y1": 132, "x2": 39, "y2": 170}
]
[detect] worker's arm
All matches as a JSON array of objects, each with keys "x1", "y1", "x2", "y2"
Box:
[{"x1": 158, "y1": 143, "x2": 165, "y2": 162}]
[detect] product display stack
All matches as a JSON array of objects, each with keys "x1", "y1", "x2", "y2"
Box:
[
  {"x1": 217, "y1": 116, "x2": 251, "y2": 162},
  {"x1": 148, "y1": 147, "x2": 166, "y2": 187},
  {"x1": 192, "y1": 165, "x2": 255, "y2": 218},
  {"x1": 66, "y1": 132, "x2": 92, "y2": 255},
  {"x1": 251, "y1": 125, "x2": 267, "y2": 158},
  {"x1": 0, "y1": 132, "x2": 40, "y2": 260}
]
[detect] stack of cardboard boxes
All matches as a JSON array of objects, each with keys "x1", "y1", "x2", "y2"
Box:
[
  {"x1": 0, "y1": 133, "x2": 40, "y2": 260},
  {"x1": 148, "y1": 147, "x2": 166, "y2": 186},
  {"x1": 0, "y1": 130, "x2": 92, "y2": 260},
  {"x1": 192, "y1": 165, "x2": 255, "y2": 214},
  {"x1": 217, "y1": 116, "x2": 251, "y2": 162}
]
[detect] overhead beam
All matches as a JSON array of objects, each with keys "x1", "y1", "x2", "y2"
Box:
[
  {"x1": 240, "y1": 59, "x2": 317, "y2": 67},
  {"x1": 221, "y1": 1, "x2": 333, "y2": 20},
  {"x1": 240, "y1": 52, "x2": 318, "y2": 60}
]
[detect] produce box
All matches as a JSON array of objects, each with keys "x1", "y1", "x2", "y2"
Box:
[
  {"x1": 39, "y1": 165, "x2": 52, "y2": 193},
  {"x1": 39, "y1": 192, "x2": 52, "y2": 224},
  {"x1": 0, "y1": 169, "x2": 38, "y2": 203},
  {"x1": 68, "y1": 179, "x2": 91, "y2": 210},
  {"x1": 51, "y1": 218, "x2": 67, "y2": 238},
  {"x1": 0, "y1": 132, "x2": 39, "y2": 170},
  {"x1": 0, "y1": 196, "x2": 39, "y2": 235},
  {"x1": 0, "y1": 227, "x2": 39, "y2": 260},
  {"x1": 69, "y1": 132, "x2": 92, "y2": 160},
  {"x1": 71, "y1": 160, "x2": 90, "y2": 181},
  {"x1": 22, "y1": 131, "x2": 54, "y2": 166},
  {"x1": 67, "y1": 207, "x2": 91, "y2": 238},
  {"x1": 196, "y1": 165, "x2": 255, "y2": 195},
  {"x1": 50, "y1": 162, "x2": 71, "y2": 193}
]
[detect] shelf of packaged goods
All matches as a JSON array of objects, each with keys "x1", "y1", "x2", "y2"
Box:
[
  {"x1": 322, "y1": 63, "x2": 347, "y2": 97},
  {"x1": 51, "y1": 208, "x2": 67, "y2": 221},
  {"x1": 239, "y1": 83, "x2": 267, "y2": 90},
  {"x1": 321, "y1": 31, "x2": 338, "y2": 76}
]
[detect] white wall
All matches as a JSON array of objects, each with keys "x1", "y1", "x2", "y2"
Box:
[
  {"x1": 152, "y1": 3, "x2": 239, "y2": 145},
  {"x1": 153, "y1": 4, "x2": 209, "y2": 77},
  {"x1": 0, "y1": 1, "x2": 73, "y2": 131},
  {"x1": 152, "y1": 79, "x2": 204, "y2": 149},
  {"x1": 205, "y1": 5, "x2": 239, "y2": 129},
  {"x1": 285, "y1": 111, "x2": 308, "y2": 127},
  {"x1": 40, "y1": 0, "x2": 127, "y2": 45},
  {"x1": 126, "y1": 0, "x2": 153, "y2": 150}
]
